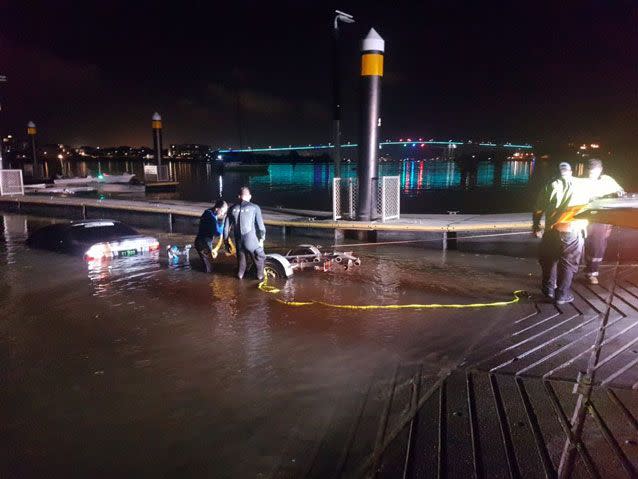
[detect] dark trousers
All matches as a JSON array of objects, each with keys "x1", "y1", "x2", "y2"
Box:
[
  {"x1": 194, "y1": 236, "x2": 215, "y2": 273},
  {"x1": 539, "y1": 230, "x2": 584, "y2": 299},
  {"x1": 237, "y1": 245, "x2": 266, "y2": 280},
  {"x1": 585, "y1": 223, "x2": 612, "y2": 276}
]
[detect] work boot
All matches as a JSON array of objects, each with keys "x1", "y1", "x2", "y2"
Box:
[
  {"x1": 541, "y1": 284, "x2": 556, "y2": 300},
  {"x1": 586, "y1": 274, "x2": 599, "y2": 285},
  {"x1": 555, "y1": 294, "x2": 575, "y2": 305}
]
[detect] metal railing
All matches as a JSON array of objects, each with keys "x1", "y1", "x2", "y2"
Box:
[
  {"x1": 0, "y1": 169, "x2": 25, "y2": 196},
  {"x1": 332, "y1": 175, "x2": 400, "y2": 222}
]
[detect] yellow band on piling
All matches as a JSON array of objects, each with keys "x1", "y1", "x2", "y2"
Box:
[
  {"x1": 152, "y1": 120, "x2": 162, "y2": 129},
  {"x1": 27, "y1": 127, "x2": 37, "y2": 135},
  {"x1": 361, "y1": 53, "x2": 384, "y2": 76}
]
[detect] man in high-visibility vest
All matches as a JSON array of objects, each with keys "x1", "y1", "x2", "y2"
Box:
[
  {"x1": 533, "y1": 162, "x2": 591, "y2": 304},
  {"x1": 584, "y1": 158, "x2": 625, "y2": 284}
]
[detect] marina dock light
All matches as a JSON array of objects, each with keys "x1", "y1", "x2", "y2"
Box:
[
  {"x1": 152, "y1": 112, "x2": 163, "y2": 167},
  {"x1": 27, "y1": 121, "x2": 38, "y2": 173}
]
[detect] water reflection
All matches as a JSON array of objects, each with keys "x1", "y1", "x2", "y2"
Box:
[
  {"x1": 1, "y1": 215, "x2": 28, "y2": 265},
  {"x1": 87, "y1": 253, "x2": 160, "y2": 298},
  {"x1": 34, "y1": 157, "x2": 536, "y2": 212}
]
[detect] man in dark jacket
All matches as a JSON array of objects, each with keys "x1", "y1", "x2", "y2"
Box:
[
  {"x1": 194, "y1": 199, "x2": 230, "y2": 273},
  {"x1": 225, "y1": 187, "x2": 266, "y2": 280}
]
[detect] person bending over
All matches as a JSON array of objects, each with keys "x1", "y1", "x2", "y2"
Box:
[{"x1": 194, "y1": 199, "x2": 231, "y2": 273}]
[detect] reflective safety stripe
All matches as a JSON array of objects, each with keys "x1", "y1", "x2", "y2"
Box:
[
  {"x1": 152, "y1": 120, "x2": 162, "y2": 129},
  {"x1": 553, "y1": 204, "x2": 589, "y2": 229},
  {"x1": 361, "y1": 53, "x2": 384, "y2": 76},
  {"x1": 27, "y1": 127, "x2": 37, "y2": 135}
]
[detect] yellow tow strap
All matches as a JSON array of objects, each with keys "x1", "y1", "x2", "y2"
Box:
[
  {"x1": 258, "y1": 278, "x2": 528, "y2": 310},
  {"x1": 211, "y1": 237, "x2": 235, "y2": 258}
]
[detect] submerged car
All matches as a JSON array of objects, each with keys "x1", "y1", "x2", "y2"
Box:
[{"x1": 27, "y1": 219, "x2": 160, "y2": 260}]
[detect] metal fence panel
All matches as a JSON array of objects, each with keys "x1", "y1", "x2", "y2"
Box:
[
  {"x1": 347, "y1": 178, "x2": 358, "y2": 219},
  {"x1": 381, "y1": 176, "x2": 400, "y2": 221},
  {"x1": 144, "y1": 164, "x2": 170, "y2": 182},
  {"x1": 332, "y1": 178, "x2": 341, "y2": 220},
  {"x1": 0, "y1": 169, "x2": 25, "y2": 196},
  {"x1": 333, "y1": 175, "x2": 399, "y2": 222}
]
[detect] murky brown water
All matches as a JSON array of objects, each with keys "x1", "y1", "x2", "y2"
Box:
[{"x1": 0, "y1": 212, "x2": 553, "y2": 477}]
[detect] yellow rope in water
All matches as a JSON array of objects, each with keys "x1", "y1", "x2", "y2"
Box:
[{"x1": 258, "y1": 278, "x2": 528, "y2": 310}]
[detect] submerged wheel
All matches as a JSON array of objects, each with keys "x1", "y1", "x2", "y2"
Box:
[{"x1": 263, "y1": 258, "x2": 288, "y2": 279}]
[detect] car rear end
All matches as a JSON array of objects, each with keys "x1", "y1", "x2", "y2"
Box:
[
  {"x1": 83, "y1": 235, "x2": 160, "y2": 261},
  {"x1": 64, "y1": 221, "x2": 159, "y2": 261}
]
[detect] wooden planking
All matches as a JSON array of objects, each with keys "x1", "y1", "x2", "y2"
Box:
[
  {"x1": 442, "y1": 372, "x2": 476, "y2": 478},
  {"x1": 520, "y1": 378, "x2": 564, "y2": 474},
  {"x1": 376, "y1": 365, "x2": 422, "y2": 479},
  {"x1": 405, "y1": 384, "x2": 442, "y2": 479},
  {"x1": 589, "y1": 390, "x2": 638, "y2": 476},
  {"x1": 469, "y1": 372, "x2": 512, "y2": 479}
]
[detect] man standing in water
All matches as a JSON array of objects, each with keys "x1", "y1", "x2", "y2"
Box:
[
  {"x1": 533, "y1": 162, "x2": 590, "y2": 304},
  {"x1": 584, "y1": 158, "x2": 625, "y2": 284},
  {"x1": 226, "y1": 187, "x2": 266, "y2": 281},
  {"x1": 194, "y1": 199, "x2": 231, "y2": 273}
]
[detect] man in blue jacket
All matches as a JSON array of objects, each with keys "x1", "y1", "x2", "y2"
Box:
[
  {"x1": 194, "y1": 199, "x2": 230, "y2": 273},
  {"x1": 225, "y1": 187, "x2": 266, "y2": 280}
]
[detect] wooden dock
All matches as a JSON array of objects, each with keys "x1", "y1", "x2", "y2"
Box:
[
  {"x1": 0, "y1": 195, "x2": 533, "y2": 238},
  {"x1": 145, "y1": 180, "x2": 179, "y2": 192}
]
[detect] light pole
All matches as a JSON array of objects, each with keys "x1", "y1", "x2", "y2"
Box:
[{"x1": 332, "y1": 9, "x2": 354, "y2": 179}]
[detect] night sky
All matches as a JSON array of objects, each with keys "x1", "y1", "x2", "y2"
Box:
[{"x1": 1, "y1": 1, "x2": 636, "y2": 152}]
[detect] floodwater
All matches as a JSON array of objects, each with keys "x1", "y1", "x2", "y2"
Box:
[{"x1": 1, "y1": 212, "x2": 549, "y2": 477}]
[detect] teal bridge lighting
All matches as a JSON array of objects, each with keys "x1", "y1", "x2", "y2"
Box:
[{"x1": 218, "y1": 140, "x2": 533, "y2": 154}]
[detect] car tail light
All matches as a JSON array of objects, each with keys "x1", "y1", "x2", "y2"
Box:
[
  {"x1": 148, "y1": 241, "x2": 160, "y2": 251},
  {"x1": 85, "y1": 243, "x2": 110, "y2": 261}
]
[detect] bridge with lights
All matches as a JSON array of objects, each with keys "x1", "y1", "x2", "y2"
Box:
[{"x1": 218, "y1": 139, "x2": 533, "y2": 155}]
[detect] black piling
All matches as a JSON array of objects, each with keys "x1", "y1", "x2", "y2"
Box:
[
  {"x1": 152, "y1": 112, "x2": 163, "y2": 167},
  {"x1": 357, "y1": 28, "x2": 384, "y2": 222},
  {"x1": 27, "y1": 121, "x2": 37, "y2": 175}
]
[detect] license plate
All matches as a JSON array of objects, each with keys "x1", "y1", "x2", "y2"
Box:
[{"x1": 118, "y1": 249, "x2": 138, "y2": 257}]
